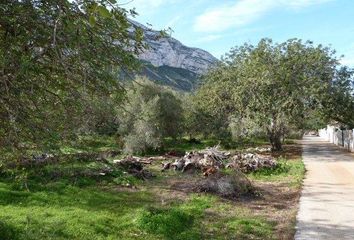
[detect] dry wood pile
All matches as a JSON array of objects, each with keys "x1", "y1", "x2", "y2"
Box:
[
  {"x1": 13, "y1": 150, "x2": 123, "y2": 168},
  {"x1": 113, "y1": 156, "x2": 154, "y2": 179},
  {"x1": 226, "y1": 153, "x2": 277, "y2": 173},
  {"x1": 196, "y1": 171, "x2": 253, "y2": 198},
  {"x1": 7, "y1": 153, "x2": 60, "y2": 168},
  {"x1": 161, "y1": 146, "x2": 277, "y2": 175},
  {"x1": 112, "y1": 146, "x2": 277, "y2": 180},
  {"x1": 244, "y1": 147, "x2": 271, "y2": 153},
  {"x1": 162, "y1": 146, "x2": 230, "y2": 175}
]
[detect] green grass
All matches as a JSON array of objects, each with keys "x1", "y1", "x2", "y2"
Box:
[
  {"x1": 0, "y1": 183, "x2": 156, "y2": 240},
  {"x1": 0, "y1": 160, "x2": 278, "y2": 240},
  {"x1": 137, "y1": 196, "x2": 213, "y2": 240},
  {"x1": 226, "y1": 218, "x2": 274, "y2": 239},
  {"x1": 247, "y1": 158, "x2": 305, "y2": 187},
  {"x1": 0, "y1": 176, "x2": 276, "y2": 240},
  {"x1": 0, "y1": 137, "x2": 304, "y2": 240},
  {"x1": 197, "y1": 198, "x2": 276, "y2": 240},
  {"x1": 60, "y1": 135, "x2": 120, "y2": 154}
]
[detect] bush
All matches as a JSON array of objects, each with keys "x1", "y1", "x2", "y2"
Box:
[{"x1": 123, "y1": 116, "x2": 162, "y2": 154}]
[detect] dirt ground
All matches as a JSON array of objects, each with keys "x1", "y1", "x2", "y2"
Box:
[{"x1": 135, "y1": 143, "x2": 304, "y2": 240}]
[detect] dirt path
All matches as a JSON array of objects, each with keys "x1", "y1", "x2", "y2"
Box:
[{"x1": 295, "y1": 136, "x2": 354, "y2": 239}]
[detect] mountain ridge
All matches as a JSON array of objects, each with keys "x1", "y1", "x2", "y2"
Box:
[{"x1": 129, "y1": 20, "x2": 218, "y2": 91}]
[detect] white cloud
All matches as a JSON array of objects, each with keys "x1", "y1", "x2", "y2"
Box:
[
  {"x1": 196, "y1": 34, "x2": 223, "y2": 43},
  {"x1": 123, "y1": 0, "x2": 174, "y2": 14},
  {"x1": 164, "y1": 16, "x2": 181, "y2": 29},
  {"x1": 340, "y1": 44, "x2": 354, "y2": 67},
  {"x1": 124, "y1": 0, "x2": 164, "y2": 9},
  {"x1": 194, "y1": 0, "x2": 333, "y2": 33},
  {"x1": 287, "y1": 0, "x2": 332, "y2": 8},
  {"x1": 340, "y1": 57, "x2": 354, "y2": 67},
  {"x1": 340, "y1": 48, "x2": 354, "y2": 68}
]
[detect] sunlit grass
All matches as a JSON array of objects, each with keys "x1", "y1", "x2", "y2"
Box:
[
  {"x1": 0, "y1": 137, "x2": 304, "y2": 240},
  {"x1": 247, "y1": 158, "x2": 305, "y2": 187}
]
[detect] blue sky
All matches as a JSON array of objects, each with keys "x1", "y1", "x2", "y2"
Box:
[{"x1": 124, "y1": 0, "x2": 354, "y2": 67}]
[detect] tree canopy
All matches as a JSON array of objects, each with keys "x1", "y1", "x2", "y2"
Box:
[
  {"x1": 118, "y1": 78, "x2": 184, "y2": 153},
  {"x1": 195, "y1": 38, "x2": 354, "y2": 150},
  {"x1": 0, "y1": 0, "x2": 144, "y2": 151}
]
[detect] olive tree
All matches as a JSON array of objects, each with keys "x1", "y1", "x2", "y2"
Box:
[
  {"x1": 0, "y1": 0, "x2": 144, "y2": 152},
  {"x1": 118, "y1": 78, "x2": 184, "y2": 153},
  {"x1": 323, "y1": 66, "x2": 354, "y2": 128},
  {"x1": 197, "y1": 38, "x2": 351, "y2": 151}
]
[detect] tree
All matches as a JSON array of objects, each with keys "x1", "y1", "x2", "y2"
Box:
[
  {"x1": 0, "y1": 0, "x2": 145, "y2": 153},
  {"x1": 182, "y1": 94, "x2": 212, "y2": 140},
  {"x1": 323, "y1": 66, "x2": 354, "y2": 128},
  {"x1": 77, "y1": 93, "x2": 119, "y2": 136},
  {"x1": 118, "y1": 78, "x2": 184, "y2": 153},
  {"x1": 190, "y1": 65, "x2": 237, "y2": 140},
  {"x1": 196, "y1": 38, "x2": 350, "y2": 151}
]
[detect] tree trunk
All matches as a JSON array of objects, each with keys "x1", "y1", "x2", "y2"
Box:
[
  {"x1": 269, "y1": 133, "x2": 283, "y2": 151},
  {"x1": 267, "y1": 115, "x2": 284, "y2": 151},
  {"x1": 267, "y1": 126, "x2": 283, "y2": 151}
]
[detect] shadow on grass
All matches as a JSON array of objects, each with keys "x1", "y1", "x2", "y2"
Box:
[
  {"x1": 0, "y1": 181, "x2": 155, "y2": 213},
  {"x1": 0, "y1": 220, "x2": 20, "y2": 240}
]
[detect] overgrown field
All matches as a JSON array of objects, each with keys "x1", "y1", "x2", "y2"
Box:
[{"x1": 0, "y1": 138, "x2": 304, "y2": 240}]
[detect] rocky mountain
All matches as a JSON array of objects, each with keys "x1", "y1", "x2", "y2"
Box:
[{"x1": 130, "y1": 20, "x2": 218, "y2": 91}]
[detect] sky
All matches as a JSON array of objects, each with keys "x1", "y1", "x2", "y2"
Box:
[{"x1": 123, "y1": 0, "x2": 354, "y2": 67}]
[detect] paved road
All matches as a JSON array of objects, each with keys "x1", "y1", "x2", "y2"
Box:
[{"x1": 295, "y1": 136, "x2": 354, "y2": 240}]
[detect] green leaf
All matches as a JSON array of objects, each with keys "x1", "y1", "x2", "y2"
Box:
[
  {"x1": 88, "y1": 2, "x2": 98, "y2": 14},
  {"x1": 89, "y1": 15, "x2": 96, "y2": 26},
  {"x1": 98, "y1": 6, "x2": 111, "y2": 18}
]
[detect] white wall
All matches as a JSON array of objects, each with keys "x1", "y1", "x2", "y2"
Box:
[{"x1": 319, "y1": 125, "x2": 354, "y2": 152}]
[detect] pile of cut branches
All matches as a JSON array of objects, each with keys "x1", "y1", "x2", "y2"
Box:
[
  {"x1": 162, "y1": 146, "x2": 230, "y2": 176},
  {"x1": 113, "y1": 156, "x2": 154, "y2": 180},
  {"x1": 226, "y1": 153, "x2": 277, "y2": 173}
]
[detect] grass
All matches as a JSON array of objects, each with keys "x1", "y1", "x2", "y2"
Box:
[
  {"x1": 60, "y1": 135, "x2": 121, "y2": 154},
  {"x1": 0, "y1": 184, "x2": 155, "y2": 239},
  {"x1": 0, "y1": 138, "x2": 305, "y2": 240},
  {"x1": 226, "y1": 218, "x2": 274, "y2": 239},
  {"x1": 247, "y1": 157, "x2": 305, "y2": 187},
  {"x1": 197, "y1": 198, "x2": 276, "y2": 240},
  {"x1": 0, "y1": 178, "x2": 275, "y2": 240}
]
